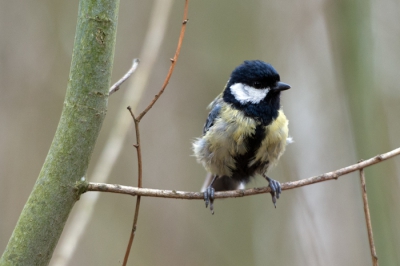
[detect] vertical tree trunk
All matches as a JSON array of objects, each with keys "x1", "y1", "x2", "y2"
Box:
[{"x1": 0, "y1": 0, "x2": 119, "y2": 264}]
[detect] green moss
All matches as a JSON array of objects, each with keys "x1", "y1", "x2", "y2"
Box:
[
  {"x1": 0, "y1": 0, "x2": 120, "y2": 265},
  {"x1": 74, "y1": 179, "x2": 89, "y2": 200}
]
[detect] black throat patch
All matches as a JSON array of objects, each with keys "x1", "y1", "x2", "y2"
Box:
[{"x1": 223, "y1": 88, "x2": 281, "y2": 126}]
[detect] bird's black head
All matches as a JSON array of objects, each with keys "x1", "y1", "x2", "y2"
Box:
[
  {"x1": 223, "y1": 60, "x2": 291, "y2": 125},
  {"x1": 230, "y1": 60, "x2": 281, "y2": 89}
]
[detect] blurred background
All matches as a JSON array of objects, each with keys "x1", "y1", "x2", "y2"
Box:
[{"x1": 1, "y1": 0, "x2": 400, "y2": 265}]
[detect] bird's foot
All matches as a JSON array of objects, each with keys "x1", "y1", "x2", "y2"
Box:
[
  {"x1": 203, "y1": 186, "x2": 215, "y2": 214},
  {"x1": 265, "y1": 176, "x2": 281, "y2": 208}
]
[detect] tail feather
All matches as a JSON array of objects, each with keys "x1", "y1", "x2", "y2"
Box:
[{"x1": 201, "y1": 173, "x2": 243, "y2": 192}]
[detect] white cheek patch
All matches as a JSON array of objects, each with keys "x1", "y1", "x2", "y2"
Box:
[{"x1": 230, "y1": 83, "x2": 269, "y2": 104}]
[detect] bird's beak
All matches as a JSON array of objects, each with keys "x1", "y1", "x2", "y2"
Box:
[{"x1": 272, "y1": 81, "x2": 291, "y2": 91}]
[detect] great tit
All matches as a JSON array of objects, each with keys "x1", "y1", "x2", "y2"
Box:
[{"x1": 193, "y1": 60, "x2": 291, "y2": 214}]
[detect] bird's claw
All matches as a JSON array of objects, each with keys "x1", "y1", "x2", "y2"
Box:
[
  {"x1": 204, "y1": 186, "x2": 215, "y2": 214},
  {"x1": 265, "y1": 176, "x2": 281, "y2": 208}
]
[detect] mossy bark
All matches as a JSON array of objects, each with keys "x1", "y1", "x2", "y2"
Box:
[{"x1": 0, "y1": 0, "x2": 119, "y2": 265}]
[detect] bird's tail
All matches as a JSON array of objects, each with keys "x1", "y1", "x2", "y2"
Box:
[{"x1": 201, "y1": 173, "x2": 243, "y2": 192}]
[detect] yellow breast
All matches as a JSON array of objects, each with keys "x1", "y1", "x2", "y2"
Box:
[
  {"x1": 198, "y1": 105, "x2": 257, "y2": 176},
  {"x1": 193, "y1": 104, "x2": 289, "y2": 177},
  {"x1": 252, "y1": 110, "x2": 289, "y2": 169}
]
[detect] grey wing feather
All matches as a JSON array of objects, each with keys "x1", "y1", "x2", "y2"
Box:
[{"x1": 202, "y1": 97, "x2": 222, "y2": 135}]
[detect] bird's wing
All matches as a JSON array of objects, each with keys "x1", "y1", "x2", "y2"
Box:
[{"x1": 202, "y1": 94, "x2": 223, "y2": 135}]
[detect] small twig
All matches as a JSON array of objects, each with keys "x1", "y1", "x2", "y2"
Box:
[
  {"x1": 109, "y1": 59, "x2": 140, "y2": 96},
  {"x1": 86, "y1": 147, "x2": 400, "y2": 199},
  {"x1": 136, "y1": 0, "x2": 189, "y2": 122},
  {"x1": 119, "y1": 1, "x2": 189, "y2": 263},
  {"x1": 119, "y1": 0, "x2": 189, "y2": 263},
  {"x1": 123, "y1": 107, "x2": 143, "y2": 266},
  {"x1": 359, "y1": 168, "x2": 379, "y2": 266}
]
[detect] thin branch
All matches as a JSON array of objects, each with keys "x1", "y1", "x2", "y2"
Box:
[
  {"x1": 127, "y1": 107, "x2": 143, "y2": 188},
  {"x1": 123, "y1": 107, "x2": 143, "y2": 266},
  {"x1": 86, "y1": 147, "x2": 400, "y2": 199},
  {"x1": 359, "y1": 168, "x2": 379, "y2": 266},
  {"x1": 109, "y1": 59, "x2": 140, "y2": 96},
  {"x1": 119, "y1": 0, "x2": 189, "y2": 263},
  {"x1": 136, "y1": 0, "x2": 189, "y2": 122}
]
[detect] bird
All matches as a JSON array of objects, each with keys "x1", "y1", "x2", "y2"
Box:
[{"x1": 192, "y1": 60, "x2": 292, "y2": 214}]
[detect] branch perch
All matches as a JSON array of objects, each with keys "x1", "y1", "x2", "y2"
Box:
[{"x1": 86, "y1": 147, "x2": 400, "y2": 199}]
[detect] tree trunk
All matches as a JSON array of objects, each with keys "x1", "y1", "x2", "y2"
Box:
[{"x1": 0, "y1": 0, "x2": 119, "y2": 264}]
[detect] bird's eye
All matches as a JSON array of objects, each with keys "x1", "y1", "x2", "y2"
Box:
[{"x1": 253, "y1": 81, "x2": 261, "y2": 88}]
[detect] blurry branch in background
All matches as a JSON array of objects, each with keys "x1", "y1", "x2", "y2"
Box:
[
  {"x1": 86, "y1": 147, "x2": 400, "y2": 199},
  {"x1": 52, "y1": 0, "x2": 175, "y2": 265},
  {"x1": 359, "y1": 169, "x2": 379, "y2": 266},
  {"x1": 327, "y1": 2, "x2": 397, "y2": 264},
  {"x1": 109, "y1": 59, "x2": 140, "y2": 96},
  {"x1": 122, "y1": 1, "x2": 188, "y2": 264},
  {"x1": 136, "y1": 18, "x2": 189, "y2": 121}
]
